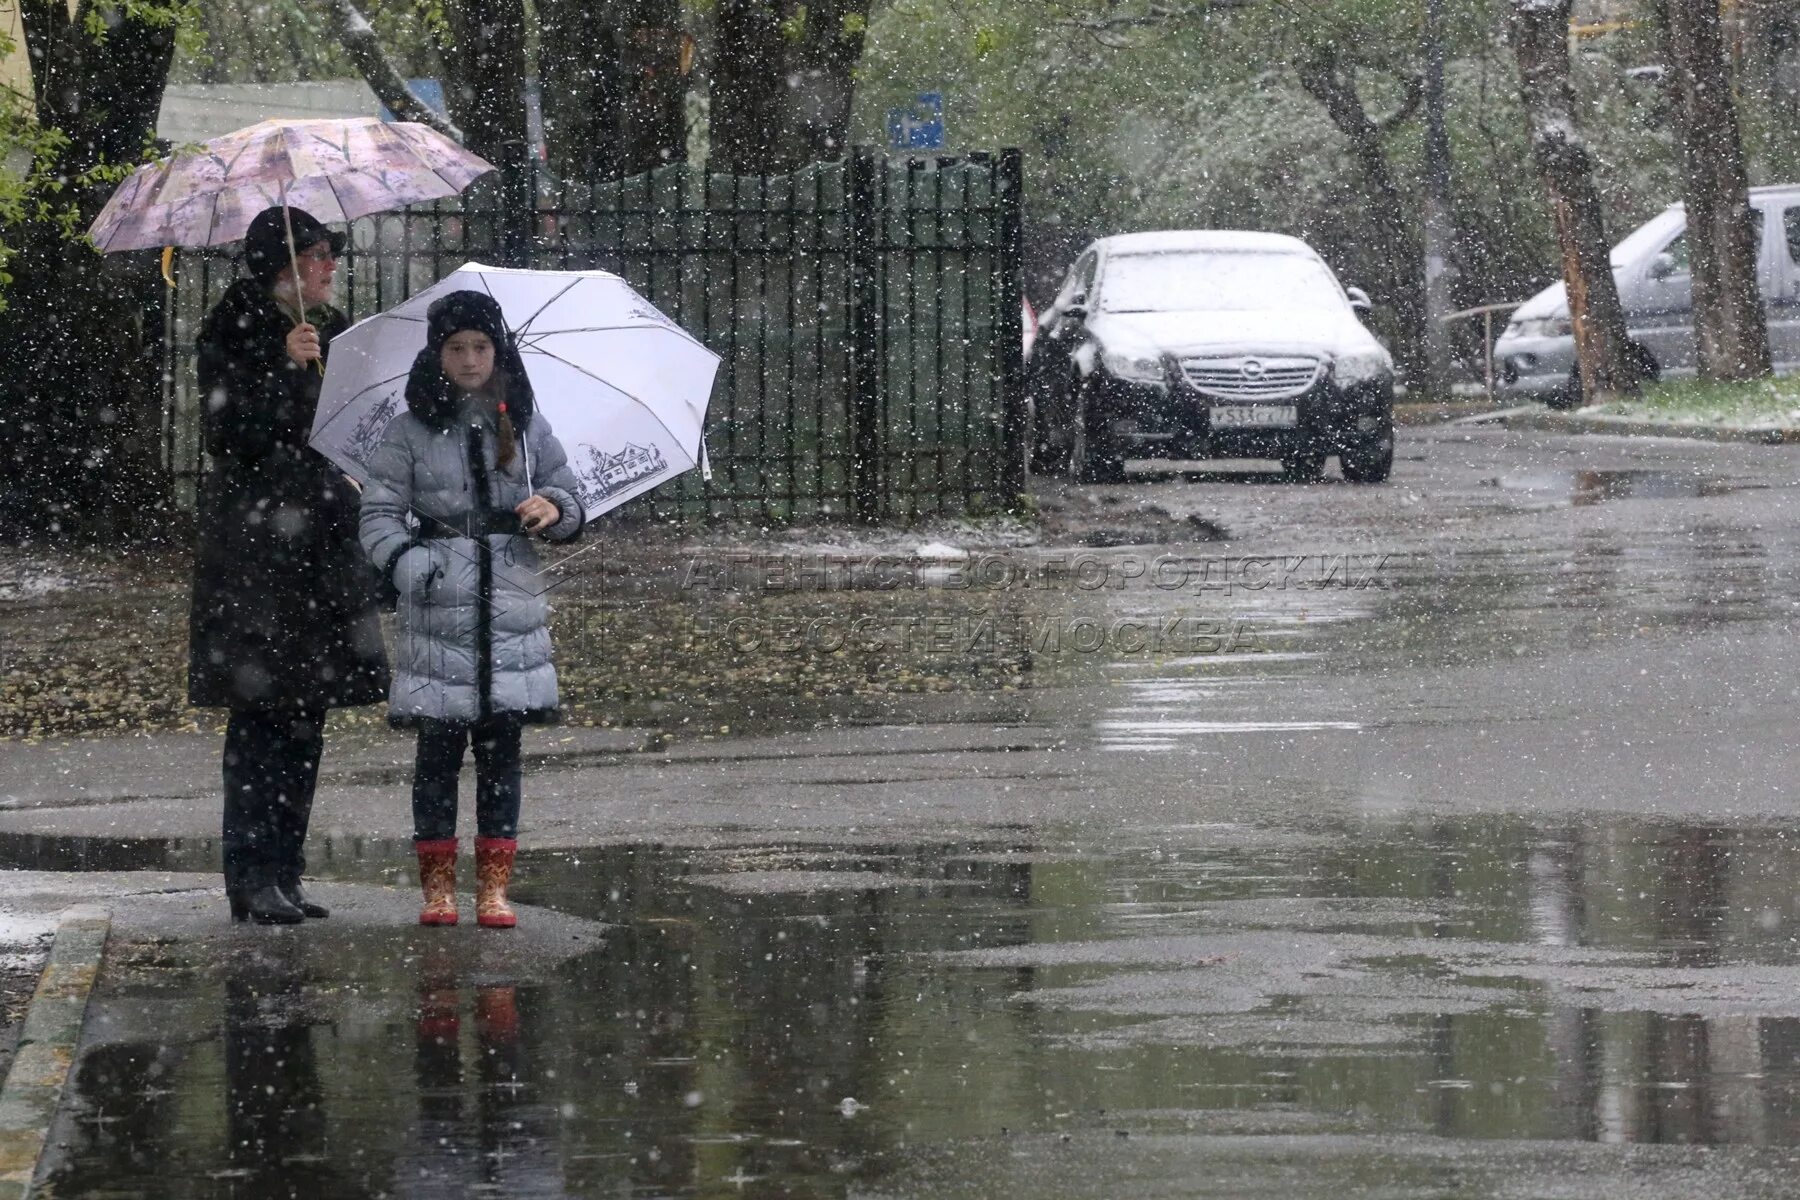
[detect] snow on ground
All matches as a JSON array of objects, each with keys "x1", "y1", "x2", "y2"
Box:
[{"x1": 0, "y1": 548, "x2": 118, "y2": 603}]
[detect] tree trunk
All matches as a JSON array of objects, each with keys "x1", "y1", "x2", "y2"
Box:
[
  {"x1": 708, "y1": 0, "x2": 870, "y2": 172},
  {"x1": 538, "y1": 0, "x2": 626, "y2": 183},
  {"x1": 1664, "y1": 0, "x2": 1772, "y2": 381},
  {"x1": 709, "y1": 0, "x2": 785, "y2": 173},
  {"x1": 779, "y1": 0, "x2": 871, "y2": 165},
  {"x1": 438, "y1": 0, "x2": 533, "y2": 254},
  {"x1": 619, "y1": 0, "x2": 690, "y2": 173},
  {"x1": 535, "y1": 0, "x2": 690, "y2": 184},
  {"x1": 1421, "y1": 0, "x2": 1456, "y2": 402},
  {"x1": 1510, "y1": 0, "x2": 1642, "y2": 402},
  {"x1": 0, "y1": 0, "x2": 180, "y2": 538},
  {"x1": 1296, "y1": 47, "x2": 1428, "y2": 386}
]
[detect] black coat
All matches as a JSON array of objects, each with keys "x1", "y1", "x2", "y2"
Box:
[{"x1": 187, "y1": 279, "x2": 390, "y2": 711}]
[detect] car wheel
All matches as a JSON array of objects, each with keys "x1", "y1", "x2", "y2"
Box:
[
  {"x1": 1346, "y1": 426, "x2": 1396, "y2": 482},
  {"x1": 1026, "y1": 383, "x2": 1066, "y2": 475},
  {"x1": 1548, "y1": 340, "x2": 1659, "y2": 410},
  {"x1": 1028, "y1": 402, "x2": 1069, "y2": 476},
  {"x1": 1340, "y1": 415, "x2": 1395, "y2": 484},
  {"x1": 1071, "y1": 381, "x2": 1126, "y2": 484},
  {"x1": 1545, "y1": 374, "x2": 1583, "y2": 411},
  {"x1": 1281, "y1": 447, "x2": 1326, "y2": 483}
]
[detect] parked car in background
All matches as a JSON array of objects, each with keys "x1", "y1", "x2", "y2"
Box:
[
  {"x1": 1029, "y1": 230, "x2": 1396, "y2": 483},
  {"x1": 1496, "y1": 182, "x2": 1800, "y2": 405}
]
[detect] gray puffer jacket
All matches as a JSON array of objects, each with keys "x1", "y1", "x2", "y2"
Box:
[{"x1": 360, "y1": 372, "x2": 583, "y2": 726}]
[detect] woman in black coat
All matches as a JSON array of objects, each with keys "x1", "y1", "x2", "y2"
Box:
[{"x1": 188, "y1": 205, "x2": 390, "y2": 924}]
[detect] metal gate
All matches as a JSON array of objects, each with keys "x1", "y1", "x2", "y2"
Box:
[{"x1": 162, "y1": 147, "x2": 1026, "y2": 522}]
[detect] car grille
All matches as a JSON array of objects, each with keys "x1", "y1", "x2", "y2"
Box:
[{"x1": 1181, "y1": 356, "x2": 1321, "y2": 401}]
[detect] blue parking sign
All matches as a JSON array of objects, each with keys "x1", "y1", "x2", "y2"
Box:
[
  {"x1": 886, "y1": 92, "x2": 945, "y2": 151},
  {"x1": 378, "y1": 78, "x2": 449, "y2": 123}
]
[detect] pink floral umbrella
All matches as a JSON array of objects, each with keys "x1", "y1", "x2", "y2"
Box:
[{"x1": 88, "y1": 117, "x2": 493, "y2": 255}]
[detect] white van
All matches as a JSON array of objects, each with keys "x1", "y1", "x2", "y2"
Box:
[{"x1": 1495, "y1": 182, "x2": 1800, "y2": 403}]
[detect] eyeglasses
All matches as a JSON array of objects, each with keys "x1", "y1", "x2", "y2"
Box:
[{"x1": 298, "y1": 244, "x2": 339, "y2": 263}]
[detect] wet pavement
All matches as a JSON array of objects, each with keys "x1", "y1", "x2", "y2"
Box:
[{"x1": 11, "y1": 425, "x2": 1800, "y2": 1196}]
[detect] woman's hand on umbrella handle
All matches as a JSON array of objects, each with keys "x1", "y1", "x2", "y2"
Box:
[
  {"x1": 516, "y1": 494, "x2": 560, "y2": 535},
  {"x1": 286, "y1": 322, "x2": 321, "y2": 366}
]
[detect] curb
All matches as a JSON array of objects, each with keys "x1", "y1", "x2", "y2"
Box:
[
  {"x1": 0, "y1": 906, "x2": 108, "y2": 1200},
  {"x1": 1496, "y1": 409, "x2": 1800, "y2": 445},
  {"x1": 1393, "y1": 399, "x2": 1517, "y2": 426}
]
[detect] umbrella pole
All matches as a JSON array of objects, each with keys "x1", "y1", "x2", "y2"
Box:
[
  {"x1": 279, "y1": 187, "x2": 303, "y2": 325},
  {"x1": 279, "y1": 187, "x2": 325, "y2": 374}
]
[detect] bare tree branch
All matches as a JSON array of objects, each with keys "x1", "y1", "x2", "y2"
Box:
[
  {"x1": 321, "y1": 0, "x2": 464, "y2": 142},
  {"x1": 1377, "y1": 75, "x2": 1425, "y2": 132}
]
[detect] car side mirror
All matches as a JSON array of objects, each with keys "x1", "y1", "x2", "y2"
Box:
[
  {"x1": 1648, "y1": 253, "x2": 1677, "y2": 281},
  {"x1": 1064, "y1": 292, "x2": 1089, "y2": 321},
  {"x1": 1345, "y1": 287, "x2": 1372, "y2": 313}
]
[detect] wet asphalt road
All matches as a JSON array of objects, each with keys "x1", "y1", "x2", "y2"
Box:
[{"x1": 15, "y1": 424, "x2": 1800, "y2": 1197}]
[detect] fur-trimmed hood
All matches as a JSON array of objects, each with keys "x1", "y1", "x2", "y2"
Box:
[{"x1": 402, "y1": 290, "x2": 536, "y2": 430}]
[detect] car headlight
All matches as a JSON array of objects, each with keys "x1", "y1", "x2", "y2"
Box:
[
  {"x1": 1101, "y1": 349, "x2": 1165, "y2": 384},
  {"x1": 1506, "y1": 316, "x2": 1573, "y2": 339},
  {"x1": 1331, "y1": 349, "x2": 1391, "y2": 387}
]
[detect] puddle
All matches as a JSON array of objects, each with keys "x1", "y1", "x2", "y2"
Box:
[
  {"x1": 0, "y1": 831, "x2": 409, "y2": 880},
  {"x1": 1487, "y1": 469, "x2": 1751, "y2": 506},
  {"x1": 40, "y1": 818, "x2": 1800, "y2": 1197}
]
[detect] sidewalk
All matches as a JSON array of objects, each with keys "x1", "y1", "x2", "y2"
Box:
[
  {"x1": 0, "y1": 719, "x2": 1060, "y2": 848},
  {"x1": 1482, "y1": 405, "x2": 1800, "y2": 444}
]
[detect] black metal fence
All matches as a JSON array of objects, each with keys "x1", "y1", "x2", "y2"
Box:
[{"x1": 162, "y1": 147, "x2": 1026, "y2": 522}]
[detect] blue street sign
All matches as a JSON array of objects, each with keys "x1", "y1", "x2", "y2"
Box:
[
  {"x1": 885, "y1": 92, "x2": 945, "y2": 151},
  {"x1": 378, "y1": 78, "x2": 449, "y2": 123}
]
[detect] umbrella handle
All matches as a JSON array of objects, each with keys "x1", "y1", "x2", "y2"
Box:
[
  {"x1": 160, "y1": 246, "x2": 176, "y2": 289},
  {"x1": 280, "y1": 192, "x2": 325, "y2": 374}
]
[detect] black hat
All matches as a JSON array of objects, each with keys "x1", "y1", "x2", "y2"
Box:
[
  {"x1": 424, "y1": 290, "x2": 511, "y2": 357},
  {"x1": 243, "y1": 206, "x2": 345, "y2": 284},
  {"x1": 405, "y1": 289, "x2": 536, "y2": 429}
]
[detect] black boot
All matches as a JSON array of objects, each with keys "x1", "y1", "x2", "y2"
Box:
[
  {"x1": 229, "y1": 885, "x2": 305, "y2": 925},
  {"x1": 280, "y1": 880, "x2": 330, "y2": 919}
]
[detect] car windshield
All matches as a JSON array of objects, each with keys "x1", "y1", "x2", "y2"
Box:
[{"x1": 1099, "y1": 251, "x2": 1344, "y2": 314}]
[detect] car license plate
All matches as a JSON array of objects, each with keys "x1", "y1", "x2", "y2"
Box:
[{"x1": 1211, "y1": 405, "x2": 1298, "y2": 429}]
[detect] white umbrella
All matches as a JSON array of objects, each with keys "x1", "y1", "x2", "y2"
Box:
[{"x1": 311, "y1": 263, "x2": 718, "y2": 520}]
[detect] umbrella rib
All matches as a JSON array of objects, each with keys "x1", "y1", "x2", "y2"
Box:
[
  {"x1": 311, "y1": 371, "x2": 415, "y2": 435},
  {"x1": 526, "y1": 346, "x2": 694, "y2": 452},
  {"x1": 393, "y1": 126, "x2": 485, "y2": 193},
  {"x1": 513, "y1": 279, "x2": 585, "y2": 337},
  {"x1": 515, "y1": 323, "x2": 718, "y2": 360},
  {"x1": 323, "y1": 170, "x2": 353, "y2": 225},
  {"x1": 518, "y1": 323, "x2": 703, "y2": 337},
  {"x1": 216, "y1": 138, "x2": 257, "y2": 185}
]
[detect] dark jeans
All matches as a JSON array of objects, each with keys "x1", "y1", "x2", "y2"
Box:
[
  {"x1": 222, "y1": 708, "x2": 325, "y2": 892},
  {"x1": 412, "y1": 715, "x2": 522, "y2": 842}
]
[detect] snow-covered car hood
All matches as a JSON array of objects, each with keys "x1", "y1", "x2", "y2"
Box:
[
  {"x1": 1090, "y1": 308, "x2": 1384, "y2": 360},
  {"x1": 1504, "y1": 205, "x2": 1686, "y2": 328},
  {"x1": 1506, "y1": 280, "x2": 1572, "y2": 325}
]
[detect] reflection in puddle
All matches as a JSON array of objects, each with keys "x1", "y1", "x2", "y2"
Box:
[
  {"x1": 1489, "y1": 469, "x2": 1749, "y2": 506},
  {"x1": 1094, "y1": 719, "x2": 1362, "y2": 735},
  {"x1": 0, "y1": 830, "x2": 408, "y2": 881},
  {"x1": 42, "y1": 818, "x2": 1800, "y2": 1196}
]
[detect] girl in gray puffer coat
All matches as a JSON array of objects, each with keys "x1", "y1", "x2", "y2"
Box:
[{"x1": 360, "y1": 291, "x2": 585, "y2": 929}]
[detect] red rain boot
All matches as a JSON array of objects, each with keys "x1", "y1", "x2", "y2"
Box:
[
  {"x1": 474, "y1": 837, "x2": 517, "y2": 928},
  {"x1": 475, "y1": 985, "x2": 520, "y2": 1041},
  {"x1": 416, "y1": 838, "x2": 459, "y2": 926}
]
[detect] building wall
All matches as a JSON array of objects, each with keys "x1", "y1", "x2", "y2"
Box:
[{"x1": 156, "y1": 81, "x2": 381, "y2": 146}]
